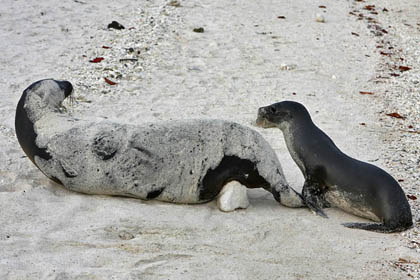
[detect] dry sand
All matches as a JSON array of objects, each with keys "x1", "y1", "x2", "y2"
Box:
[{"x1": 0, "y1": 0, "x2": 419, "y2": 279}]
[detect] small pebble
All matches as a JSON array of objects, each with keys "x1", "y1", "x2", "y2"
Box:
[
  {"x1": 108, "y1": 21, "x2": 125, "y2": 30},
  {"x1": 193, "y1": 27, "x2": 204, "y2": 33},
  {"x1": 316, "y1": 13, "x2": 325, "y2": 23},
  {"x1": 168, "y1": 0, "x2": 181, "y2": 7},
  {"x1": 118, "y1": 231, "x2": 135, "y2": 240},
  {"x1": 280, "y1": 63, "x2": 297, "y2": 70}
]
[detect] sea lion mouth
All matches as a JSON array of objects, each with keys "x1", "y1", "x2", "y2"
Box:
[
  {"x1": 255, "y1": 107, "x2": 277, "y2": 128},
  {"x1": 255, "y1": 116, "x2": 276, "y2": 128}
]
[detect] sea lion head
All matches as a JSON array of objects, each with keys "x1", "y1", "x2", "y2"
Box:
[
  {"x1": 24, "y1": 79, "x2": 73, "y2": 107},
  {"x1": 256, "y1": 101, "x2": 311, "y2": 129},
  {"x1": 15, "y1": 79, "x2": 74, "y2": 175}
]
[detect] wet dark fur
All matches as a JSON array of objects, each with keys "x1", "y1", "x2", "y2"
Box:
[{"x1": 257, "y1": 101, "x2": 413, "y2": 233}]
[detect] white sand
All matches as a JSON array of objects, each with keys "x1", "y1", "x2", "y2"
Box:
[{"x1": 0, "y1": 0, "x2": 419, "y2": 279}]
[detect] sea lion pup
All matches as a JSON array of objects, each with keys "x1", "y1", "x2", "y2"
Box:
[
  {"x1": 256, "y1": 101, "x2": 413, "y2": 232},
  {"x1": 15, "y1": 79, "x2": 306, "y2": 209}
]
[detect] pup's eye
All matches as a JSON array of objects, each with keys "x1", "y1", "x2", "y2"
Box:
[{"x1": 270, "y1": 107, "x2": 276, "y2": 113}]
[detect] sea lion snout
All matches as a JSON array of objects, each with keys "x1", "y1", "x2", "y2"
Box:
[
  {"x1": 258, "y1": 106, "x2": 267, "y2": 115},
  {"x1": 257, "y1": 106, "x2": 273, "y2": 117},
  {"x1": 255, "y1": 106, "x2": 277, "y2": 128},
  {"x1": 56, "y1": 80, "x2": 73, "y2": 98}
]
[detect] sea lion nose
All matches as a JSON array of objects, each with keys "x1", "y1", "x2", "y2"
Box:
[
  {"x1": 258, "y1": 107, "x2": 268, "y2": 117},
  {"x1": 56, "y1": 80, "x2": 73, "y2": 98}
]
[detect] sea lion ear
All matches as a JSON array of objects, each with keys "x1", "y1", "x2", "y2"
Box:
[{"x1": 269, "y1": 106, "x2": 277, "y2": 114}]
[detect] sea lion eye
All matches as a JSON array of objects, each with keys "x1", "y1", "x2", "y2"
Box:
[{"x1": 270, "y1": 107, "x2": 276, "y2": 113}]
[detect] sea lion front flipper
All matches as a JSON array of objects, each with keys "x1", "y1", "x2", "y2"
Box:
[{"x1": 302, "y1": 180, "x2": 329, "y2": 218}]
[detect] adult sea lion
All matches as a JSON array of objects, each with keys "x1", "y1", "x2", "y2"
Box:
[
  {"x1": 15, "y1": 79, "x2": 306, "y2": 209},
  {"x1": 256, "y1": 101, "x2": 412, "y2": 232}
]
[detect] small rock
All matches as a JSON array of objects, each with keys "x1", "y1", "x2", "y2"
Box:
[
  {"x1": 108, "y1": 21, "x2": 125, "y2": 30},
  {"x1": 315, "y1": 14, "x2": 325, "y2": 23},
  {"x1": 193, "y1": 27, "x2": 205, "y2": 33},
  {"x1": 280, "y1": 63, "x2": 297, "y2": 70},
  {"x1": 217, "y1": 181, "x2": 250, "y2": 212},
  {"x1": 168, "y1": 0, "x2": 181, "y2": 7},
  {"x1": 118, "y1": 231, "x2": 134, "y2": 240}
]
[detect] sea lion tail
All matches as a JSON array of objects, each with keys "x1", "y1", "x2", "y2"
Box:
[{"x1": 342, "y1": 222, "x2": 412, "y2": 233}]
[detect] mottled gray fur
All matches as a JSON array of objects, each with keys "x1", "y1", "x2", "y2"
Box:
[{"x1": 22, "y1": 80, "x2": 303, "y2": 206}]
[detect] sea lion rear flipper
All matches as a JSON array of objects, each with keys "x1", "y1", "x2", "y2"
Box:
[{"x1": 342, "y1": 222, "x2": 394, "y2": 233}]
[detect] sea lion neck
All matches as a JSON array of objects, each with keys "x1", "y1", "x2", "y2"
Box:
[{"x1": 277, "y1": 111, "x2": 315, "y2": 133}]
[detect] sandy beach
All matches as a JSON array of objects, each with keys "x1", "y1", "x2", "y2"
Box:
[{"x1": 0, "y1": 0, "x2": 419, "y2": 279}]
